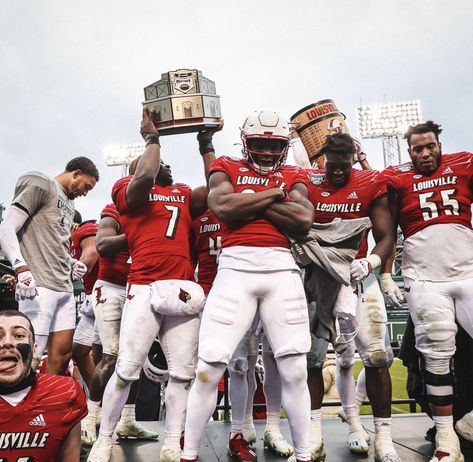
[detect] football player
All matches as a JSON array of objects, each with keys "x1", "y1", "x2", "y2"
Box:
[
  {"x1": 181, "y1": 111, "x2": 314, "y2": 462},
  {"x1": 69, "y1": 218, "x2": 100, "y2": 391},
  {"x1": 80, "y1": 200, "x2": 158, "y2": 445},
  {"x1": 305, "y1": 133, "x2": 399, "y2": 462},
  {"x1": 384, "y1": 120, "x2": 473, "y2": 462},
  {"x1": 0, "y1": 157, "x2": 99, "y2": 375},
  {"x1": 87, "y1": 107, "x2": 221, "y2": 462},
  {"x1": 0, "y1": 309, "x2": 87, "y2": 461},
  {"x1": 192, "y1": 206, "x2": 293, "y2": 460}
]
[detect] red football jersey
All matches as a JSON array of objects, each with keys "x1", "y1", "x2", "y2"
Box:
[
  {"x1": 112, "y1": 176, "x2": 193, "y2": 284},
  {"x1": 0, "y1": 374, "x2": 87, "y2": 462},
  {"x1": 384, "y1": 152, "x2": 473, "y2": 239},
  {"x1": 192, "y1": 209, "x2": 222, "y2": 294},
  {"x1": 307, "y1": 168, "x2": 387, "y2": 258},
  {"x1": 210, "y1": 157, "x2": 307, "y2": 249},
  {"x1": 69, "y1": 221, "x2": 99, "y2": 295},
  {"x1": 97, "y1": 203, "x2": 130, "y2": 287}
]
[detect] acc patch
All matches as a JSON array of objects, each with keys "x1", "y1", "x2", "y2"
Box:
[
  {"x1": 200, "y1": 216, "x2": 209, "y2": 222},
  {"x1": 396, "y1": 163, "x2": 413, "y2": 173},
  {"x1": 310, "y1": 173, "x2": 325, "y2": 185},
  {"x1": 239, "y1": 167, "x2": 250, "y2": 172}
]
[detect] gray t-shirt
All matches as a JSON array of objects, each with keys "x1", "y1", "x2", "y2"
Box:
[{"x1": 12, "y1": 172, "x2": 75, "y2": 292}]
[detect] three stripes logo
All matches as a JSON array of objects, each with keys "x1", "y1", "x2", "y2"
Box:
[
  {"x1": 29, "y1": 414, "x2": 46, "y2": 426},
  {"x1": 346, "y1": 191, "x2": 358, "y2": 199},
  {"x1": 442, "y1": 166, "x2": 453, "y2": 175}
]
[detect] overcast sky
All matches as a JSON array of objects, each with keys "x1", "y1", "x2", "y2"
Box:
[{"x1": 1, "y1": 0, "x2": 472, "y2": 219}]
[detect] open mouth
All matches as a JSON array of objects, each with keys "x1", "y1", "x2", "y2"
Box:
[{"x1": 0, "y1": 354, "x2": 19, "y2": 373}]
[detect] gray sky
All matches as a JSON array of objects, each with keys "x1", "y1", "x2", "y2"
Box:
[{"x1": 1, "y1": 0, "x2": 472, "y2": 219}]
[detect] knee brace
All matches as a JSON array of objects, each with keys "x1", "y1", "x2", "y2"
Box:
[
  {"x1": 361, "y1": 350, "x2": 389, "y2": 368},
  {"x1": 116, "y1": 357, "x2": 141, "y2": 383},
  {"x1": 337, "y1": 342, "x2": 355, "y2": 369},
  {"x1": 424, "y1": 369, "x2": 454, "y2": 406}
]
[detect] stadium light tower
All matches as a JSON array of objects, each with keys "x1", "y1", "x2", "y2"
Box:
[
  {"x1": 357, "y1": 100, "x2": 423, "y2": 167},
  {"x1": 104, "y1": 143, "x2": 145, "y2": 177}
]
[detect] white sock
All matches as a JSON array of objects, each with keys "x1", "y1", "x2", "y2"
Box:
[
  {"x1": 164, "y1": 377, "x2": 192, "y2": 446},
  {"x1": 342, "y1": 404, "x2": 363, "y2": 433},
  {"x1": 433, "y1": 415, "x2": 454, "y2": 435},
  {"x1": 265, "y1": 411, "x2": 281, "y2": 433},
  {"x1": 373, "y1": 417, "x2": 393, "y2": 442},
  {"x1": 182, "y1": 360, "x2": 226, "y2": 459},
  {"x1": 99, "y1": 372, "x2": 131, "y2": 437},
  {"x1": 119, "y1": 404, "x2": 135, "y2": 425},
  {"x1": 87, "y1": 399, "x2": 101, "y2": 421}
]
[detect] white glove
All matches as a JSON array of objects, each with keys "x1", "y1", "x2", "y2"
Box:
[
  {"x1": 349, "y1": 254, "x2": 381, "y2": 283},
  {"x1": 379, "y1": 273, "x2": 406, "y2": 308},
  {"x1": 71, "y1": 259, "x2": 87, "y2": 280},
  {"x1": 15, "y1": 268, "x2": 37, "y2": 301}
]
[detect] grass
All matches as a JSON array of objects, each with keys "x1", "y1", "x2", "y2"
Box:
[{"x1": 353, "y1": 358, "x2": 422, "y2": 414}]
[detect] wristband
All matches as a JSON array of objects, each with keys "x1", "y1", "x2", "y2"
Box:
[
  {"x1": 358, "y1": 153, "x2": 367, "y2": 162},
  {"x1": 144, "y1": 133, "x2": 160, "y2": 147},
  {"x1": 14, "y1": 265, "x2": 30, "y2": 276},
  {"x1": 198, "y1": 139, "x2": 215, "y2": 156},
  {"x1": 367, "y1": 254, "x2": 381, "y2": 271}
]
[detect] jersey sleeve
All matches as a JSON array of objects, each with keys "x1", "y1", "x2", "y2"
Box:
[
  {"x1": 11, "y1": 172, "x2": 52, "y2": 216},
  {"x1": 111, "y1": 176, "x2": 132, "y2": 214},
  {"x1": 60, "y1": 379, "x2": 88, "y2": 430},
  {"x1": 371, "y1": 170, "x2": 388, "y2": 200},
  {"x1": 76, "y1": 221, "x2": 98, "y2": 244},
  {"x1": 209, "y1": 156, "x2": 232, "y2": 178}
]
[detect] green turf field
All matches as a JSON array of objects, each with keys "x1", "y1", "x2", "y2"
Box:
[{"x1": 353, "y1": 358, "x2": 421, "y2": 414}]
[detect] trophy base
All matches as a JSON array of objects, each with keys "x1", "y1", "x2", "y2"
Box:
[{"x1": 156, "y1": 117, "x2": 222, "y2": 136}]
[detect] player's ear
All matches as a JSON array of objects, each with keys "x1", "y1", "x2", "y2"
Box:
[{"x1": 73, "y1": 169, "x2": 82, "y2": 179}]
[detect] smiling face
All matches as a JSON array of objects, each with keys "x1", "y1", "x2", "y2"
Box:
[
  {"x1": 0, "y1": 315, "x2": 36, "y2": 387},
  {"x1": 324, "y1": 151, "x2": 354, "y2": 187}
]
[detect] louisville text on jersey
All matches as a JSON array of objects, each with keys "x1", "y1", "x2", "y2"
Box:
[
  {"x1": 0, "y1": 431, "x2": 49, "y2": 450},
  {"x1": 412, "y1": 175, "x2": 457, "y2": 192},
  {"x1": 199, "y1": 223, "x2": 221, "y2": 234},
  {"x1": 148, "y1": 193, "x2": 186, "y2": 203},
  {"x1": 314, "y1": 202, "x2": 362, "y2": 213}
]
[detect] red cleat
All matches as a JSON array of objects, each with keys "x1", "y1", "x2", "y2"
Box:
[
  {"x1": 179, "y1": 459, "x2": 197, "y2": 462},
  {"x1": 227, "y1": 433, "x2": 257, "y2": 461}
]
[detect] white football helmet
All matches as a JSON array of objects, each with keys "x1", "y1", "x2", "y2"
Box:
[{"x1": 241, "y1": 111, "x2": 290, "y2": 175}]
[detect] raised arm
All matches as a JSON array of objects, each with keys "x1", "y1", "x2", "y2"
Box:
[
  {"x1": 207, "y1": 171, "x2": 284, "y2": 222},
  {"x1": 125, "y1": 107, "x2": 162, "y2": 209},
  {"x1": 261, "y1": 183, "x2": 314, "y2": 235},
  {"x1": 95, "y1": 216, "x2": 128, "y2": 257}
]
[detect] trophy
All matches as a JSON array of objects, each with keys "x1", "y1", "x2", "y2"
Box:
[
  {"x1": 290, "y1": 99, "x2": 349, "y2": 162},
  {"x1": 143, "y1": 69, "x2": 222, "y2": 135}
]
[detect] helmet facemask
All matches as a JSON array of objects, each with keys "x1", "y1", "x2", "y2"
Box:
[{"x1": 240, "y1": 111, "x2": 290, "y2": 175}]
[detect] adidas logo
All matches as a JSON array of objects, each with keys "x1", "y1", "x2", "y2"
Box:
[
  {"x1": 442, "y1": 167, "x2": 453, "y2": 174},
  {"x1": 347, "y1": 191, "x2": 358, "y2": 199},
  {"x1": 30, "y1": 414, "x2": 46, "y2": 426},
  {"x1": 273, "y1": 172, "x2": 283, "y2": 178},
  {"x1": 171, "y1": 188, "x2": 181, "y2": 193}
]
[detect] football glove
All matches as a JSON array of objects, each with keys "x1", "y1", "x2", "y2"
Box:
[
  {"x1": 15, "y1": 268, "x2": 37, "y2": 301},
  {"x1": 379, "y1": 273, "x2": 406, "y2": 308},
  {"x1": 71, "y1": 259, "x2": 87, "y2": 280}
]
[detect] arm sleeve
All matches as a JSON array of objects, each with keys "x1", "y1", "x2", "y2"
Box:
[{"x1": 0, "y1": 206, "x2": 30, "y2": 269}]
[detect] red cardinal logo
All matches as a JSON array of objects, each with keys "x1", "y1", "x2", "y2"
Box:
[
  {"x1": 179, "y1": 288, "x2": 191, "y2": 303},
  {"x1": 94, "y1": 286, "x2": 107, "y2": 305}
]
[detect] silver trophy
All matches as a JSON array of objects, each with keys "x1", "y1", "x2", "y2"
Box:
[{"x1": 143, "y1": 69, "x2": 222, "y2": 135}]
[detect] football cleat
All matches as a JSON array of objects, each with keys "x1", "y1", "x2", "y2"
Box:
[
  {"x1": 455, "y1": 411, "x2": 473, "y2": 442},
  {"x1": 227, "y1": 433, "x2": 257, "y2": 461},
  {"x1": 159, "y1": 446, "x2": 182, "y2": 462},
  {"x1": 430, "y1": 431, "x2": 464, "y2": 462},
  {"x1": 81, "y1": 413, "x2": 98, "y2": 446},
  {"x1": 87, "y1": 435, "x2": 113, "y2": 462},
  {"x1": 309, "y1": 439, "x2": 326, "y2": 461},
  {"x1": 348, "y1": 430, "x2": 369, "y2": 454},
  {"x1": 179, "y1": 459, "x2": 197, "y2": 462},
  {"x1": 263, "y1": 430, "x2": 294, "y2": 456},
  {"x1": 115, "y1": 420, "x2": 159, "y2": 440},
  {"x1": 243, "y1": 425, "x2": 257, "y2": 445},
  {"x1": 374, "y1": 436, "x2": 401, "y2": 462},
  {"x1": 288, "y1": 456, "x2": 320, "y2": 462}
]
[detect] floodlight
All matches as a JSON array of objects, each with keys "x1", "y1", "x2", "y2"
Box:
[{"x1": 104, "y1": 143, "x2": 145, "y2": 167}]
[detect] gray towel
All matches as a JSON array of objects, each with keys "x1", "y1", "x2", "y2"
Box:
[{"x1": 290, "y1": 217, "x2": 372, "y2": 349}]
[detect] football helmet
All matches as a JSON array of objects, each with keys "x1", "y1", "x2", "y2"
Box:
[
  {"x1": 143, "y1": 338, "x2": 169, "y2": 383},
  {"x1": 241, "y1": 111, "x2": 290, "y2": 175}
]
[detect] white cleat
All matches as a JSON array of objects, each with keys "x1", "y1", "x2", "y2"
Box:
[
  {"x1": 87, "y1": 435, "x2": 113, "y2": 462},
  {"x1": 374, "y1": 437, "x2": 401, "y2": 462},
  {"x1": 348, "y1": 430, "x2": 369, "y2": 454},
  {"x1": 115, "y1": 420, "x2": 159, "y2": 440},
  {"x1": 455, "y1": 411, "x2": 473, "y2": 442},
  {"x1": 309, "y1": 440, "x2": 326, "y2": 461},
  {"x1": 159, "y1": 445, "x2": 182, "y2": 462},
  {"x1": 243, "y1": 425, "x2": 257, "y2": 445},
  {"x1": 263, "y1": 430, "x2": 294, "y2": 457},
  {"x1": 430, "y1": 431, "x2": 464, "y2": 462},
  {"x1": 81, "y1": 413, "x2": 98, "y2": 446}
]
